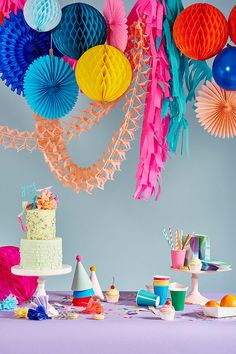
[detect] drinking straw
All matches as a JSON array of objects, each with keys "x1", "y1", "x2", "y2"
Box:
[
  {"x1": 162, "y1": 229, "x2": 172, "y2": 249},
  {"x1": 182, "y1": 234, "x2": 191, "y2": 250},
  {"x1": 180, "y1": 230, "x2": 183, "y2": 249},
  {"x1": 169, "y1": 227, "x2": 174, "y2": 250},
  {"x1": 175, "y1": 229, "x2": 179, "y2": 250}
]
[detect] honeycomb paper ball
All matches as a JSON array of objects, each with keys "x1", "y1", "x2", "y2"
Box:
[
  {"x1": 173, "y1": 3, "x2": 229, "y2": 60},
  {"x1": 75, "y1": 45, "x2": 132, "y2": 102},
  {"x1": 23, "y1": 0, "x2": 62, "y2": 32},
  {"x1": 229, "y1": 5, "x2": 236, "y2": 45},
  {"x1": 52, "y1": 3, "x2": 107, "y2": 60}
]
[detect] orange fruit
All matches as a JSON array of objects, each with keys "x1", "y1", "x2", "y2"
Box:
[
  {"x1": 205, "y1": 300, "x2": 220, "y2": 307},
  {"x1": 220, "y1": 294, "x2": 236, "y2": 307}
]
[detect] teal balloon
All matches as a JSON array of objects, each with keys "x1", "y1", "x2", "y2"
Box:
[
  {"x1": 24, "y1": 55, "x2": 79, "y2": 119},
  {"x1": 24, "y1": 0, "x2": 62, "y2": 32},
  {"x1": 52, "y1": 3, "x2": 107, "y2": 60},
  {"x1": 213, "y1": 47, "x2": 236, "y2": 91}
]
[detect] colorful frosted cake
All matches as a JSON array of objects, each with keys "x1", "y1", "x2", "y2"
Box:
[{"x1": 18, "y1": 187, "x2": 62, "y2": 271}]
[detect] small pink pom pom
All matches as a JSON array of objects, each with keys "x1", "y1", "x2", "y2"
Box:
[{"x1": 76, "y1": 255, "x2": 83, "y2": 262}]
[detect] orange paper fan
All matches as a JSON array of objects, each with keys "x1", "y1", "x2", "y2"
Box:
[{"x1": 195, "y1": 80, "x2": 236, "y2": 138}]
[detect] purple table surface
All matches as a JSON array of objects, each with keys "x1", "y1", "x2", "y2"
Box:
[{"x1": 0, "y1": 292, "x2": 236, "y2": 354}]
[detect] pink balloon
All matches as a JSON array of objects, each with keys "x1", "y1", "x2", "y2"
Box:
[{"x1": 0, "y1": 246, "x2": 37, "y2": 304}]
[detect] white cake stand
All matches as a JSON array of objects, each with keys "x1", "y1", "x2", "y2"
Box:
[
  {"x1": 171, "y1": 268, "x2": 231, "y2": 305},
  {"x1": 11, "y1": 265, "x2": 72, "y2": 316}
]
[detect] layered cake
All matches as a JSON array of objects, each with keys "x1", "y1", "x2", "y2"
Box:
[{"x1": 19, "y1": 188, "x2": 63, "y2": 270}]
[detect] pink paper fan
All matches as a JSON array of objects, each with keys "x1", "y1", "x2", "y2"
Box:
[
  {"x1": 195, "y1": 80, "x2": 236, "y2": 138},
  {"x1": 0, "y1": 246, "x2": 37, "y2": 304},
  {"x1": 0, "y1": 0, "x2": 25, "y2": 18},
  {"x1": 62, "y1": 56, "x2": 77, "y2": 71},
  {"x1": 103, "y1": 0, "x2": 128, "y2": 52}
]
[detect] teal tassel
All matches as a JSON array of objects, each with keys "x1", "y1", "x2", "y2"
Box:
[
  {"x1": 185, "y1": 60, "x2": 212, "y2": 102},
  {"x1": 164, "y1": 0, "x2": 212, "y2": 155}
]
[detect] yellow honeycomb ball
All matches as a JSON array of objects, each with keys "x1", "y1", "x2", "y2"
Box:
[{"x1": 75, "y1": 45, "x2": 132, "y2": 102}]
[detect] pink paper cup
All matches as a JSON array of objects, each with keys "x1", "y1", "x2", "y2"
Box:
[{"x1": 171, "y1": 250, "x2": 186, "y2": 269}]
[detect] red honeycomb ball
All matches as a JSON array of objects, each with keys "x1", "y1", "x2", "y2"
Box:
[
  {"x1": 229, "y1": 5, "x2": 236, "y2": 44},
  {"x1": 173, "y1": 3, "x2": 229, "y2": 60}
]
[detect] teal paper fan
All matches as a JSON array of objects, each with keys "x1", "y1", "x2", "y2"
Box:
[{"x1": 24, "y1": 55, "x2": 79, "y2": 119}]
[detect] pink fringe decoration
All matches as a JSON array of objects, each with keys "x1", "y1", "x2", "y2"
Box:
[
  {"x1": 0, "y1": 0, "x2": 25, "y2": 18},
  {"x1": 128, "y1": 0, "x2": 171, "y2": 200},
  {"x1": 0, "y1": 246, "x2": 38, "y2": 304}
]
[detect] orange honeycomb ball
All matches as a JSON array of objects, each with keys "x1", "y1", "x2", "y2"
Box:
[
  {"x1": 173, "y1": 3, "x2": 229, "y2": 60},
  {"x1": 229, "y1": 5, "x2": 236, "y2": 44}
]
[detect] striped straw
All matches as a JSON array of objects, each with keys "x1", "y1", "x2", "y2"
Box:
[
  {"x1": 175, "y1": 230, "x2": 179, "y2": 250},
  {"x1": 162, "y1": 229, "x2": 172, "y2": 249},
  {"x1": 169, "y1": 227, "x2": 174, "y2": 250}
]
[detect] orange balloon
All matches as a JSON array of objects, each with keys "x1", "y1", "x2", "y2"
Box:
[
  {"x1": 229, "y1": 5, "x2": 236, "y2": 44},
  {"x1": 220, "y1": 294, "x2": 236, "y2": 307},
  {"x1": 173, "y1": 3, "x2": 229, "y2": 60}
]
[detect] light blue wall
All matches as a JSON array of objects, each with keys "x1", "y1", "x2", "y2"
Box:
[{"x1": 0, "y1": 0, "x2": 235, "y2": 293}]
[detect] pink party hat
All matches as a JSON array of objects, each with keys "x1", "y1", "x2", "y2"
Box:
[
  {"x1": 71, "y1": 255, "x2": 93, "y2": 291},
  {"x1": 90, "y1": 266, "x2": 104, "y2": 301}
]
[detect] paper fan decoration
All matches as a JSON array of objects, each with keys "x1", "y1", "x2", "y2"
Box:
[
  {"x1": 0, "y1": 0, "x2": 25, "y2": 18},
  {"x1": 0, "y1": 10, "x2": 62, "y2": 95},
  {"x1": 103, "y1": 0, "x2": 128, "y2": 52},
  {"x1": 24, "y1": 55, "x2": 79, "y2": 119},
  {"x1": 195, "y1": 80, "x2": 236, "y2": 138},
  {"x1": 0, "y1": 246, "x2": 37, "y2": 304},
  {"x1": 23, "y1": 0, "x2": 62, "y2": 32}
]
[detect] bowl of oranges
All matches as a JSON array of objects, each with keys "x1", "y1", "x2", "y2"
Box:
[{"x1": 203, "y1": 294, "x2": 236, "y2": 318}]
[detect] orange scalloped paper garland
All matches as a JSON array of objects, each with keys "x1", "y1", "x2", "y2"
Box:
[{"x1": 38, "y1": 21, "x2": 150, "y2": 194}]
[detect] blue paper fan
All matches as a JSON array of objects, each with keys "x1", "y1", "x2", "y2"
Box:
[
  {"x1": 52, "y1": 3, "x2": 107, "y2": 60},
  {"x1": 0, "y1": 9, "x2": 61, "y2": 95},
  {"x1": 24, "y1": 55, "x2": 79, "y2": 119}
]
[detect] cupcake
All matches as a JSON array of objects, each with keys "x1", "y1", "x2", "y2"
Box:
[
  {"x1": 159, "y1": 301, "x2": 175, "y2": 321},
  {"x1": 189, "y1": 258, "x2": 202, "y2": 272},
  {"x1": 105, "y1": 278, "x2": 120, "y2": 303}
]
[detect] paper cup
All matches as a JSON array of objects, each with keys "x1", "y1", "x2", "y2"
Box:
[
  {"x1": 170, "y1": 283, "x2": 188, "y2": 311},
  {"x1": 171, "y1": 249, "x2": 186, "y2": 269},
  {"x1": 136, "y1": 289, "x2": 160, "y2": 307},
  {"x1": 153, "y1": 275, "x2": 170, "y2": 305}
]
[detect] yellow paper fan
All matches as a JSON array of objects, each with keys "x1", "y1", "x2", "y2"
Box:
[{"x1": 195, "y1": 80, "x2": 236, "y2": 138}]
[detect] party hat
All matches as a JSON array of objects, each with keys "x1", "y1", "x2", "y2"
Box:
[
  {"x1": 90, "y1": 266, "x2": 104, "y2": 301},
  {"x1": 71, "y1": 255, "x2": 93, "y2": 291}
]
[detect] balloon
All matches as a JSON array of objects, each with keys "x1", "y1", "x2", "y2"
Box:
[
  {"x1": 75, "y1": 44, "x2": 132, "y2": 102},
  {"x1": 23, "y1": 0, "x2": 62, "y2": 32},
  {"x1": 213, "y1": 47, "x2": 236, "y2": 91},
  {"x1": 173, "y1": 3, "x2": 229, "y2": 60}
]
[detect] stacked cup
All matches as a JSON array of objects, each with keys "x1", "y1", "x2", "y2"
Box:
[{"x1": 153, "y1": 275, "x2": 170, "y2": 305}]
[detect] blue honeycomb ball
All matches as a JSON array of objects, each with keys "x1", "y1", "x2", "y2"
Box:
[
  {"x1": 52, "y1": 3, "x2": 107, "y2": 60},
  {"x1": 0, "y1": 10, "x2": 62, "y2": 95}
]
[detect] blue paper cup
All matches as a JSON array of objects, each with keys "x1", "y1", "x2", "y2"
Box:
[
  {"x1": 136, "y1": 289, "x2": 160, "y2": 307},
  {"x1": 153, "y1": 285, "x2": 169, "y2": 305}
]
